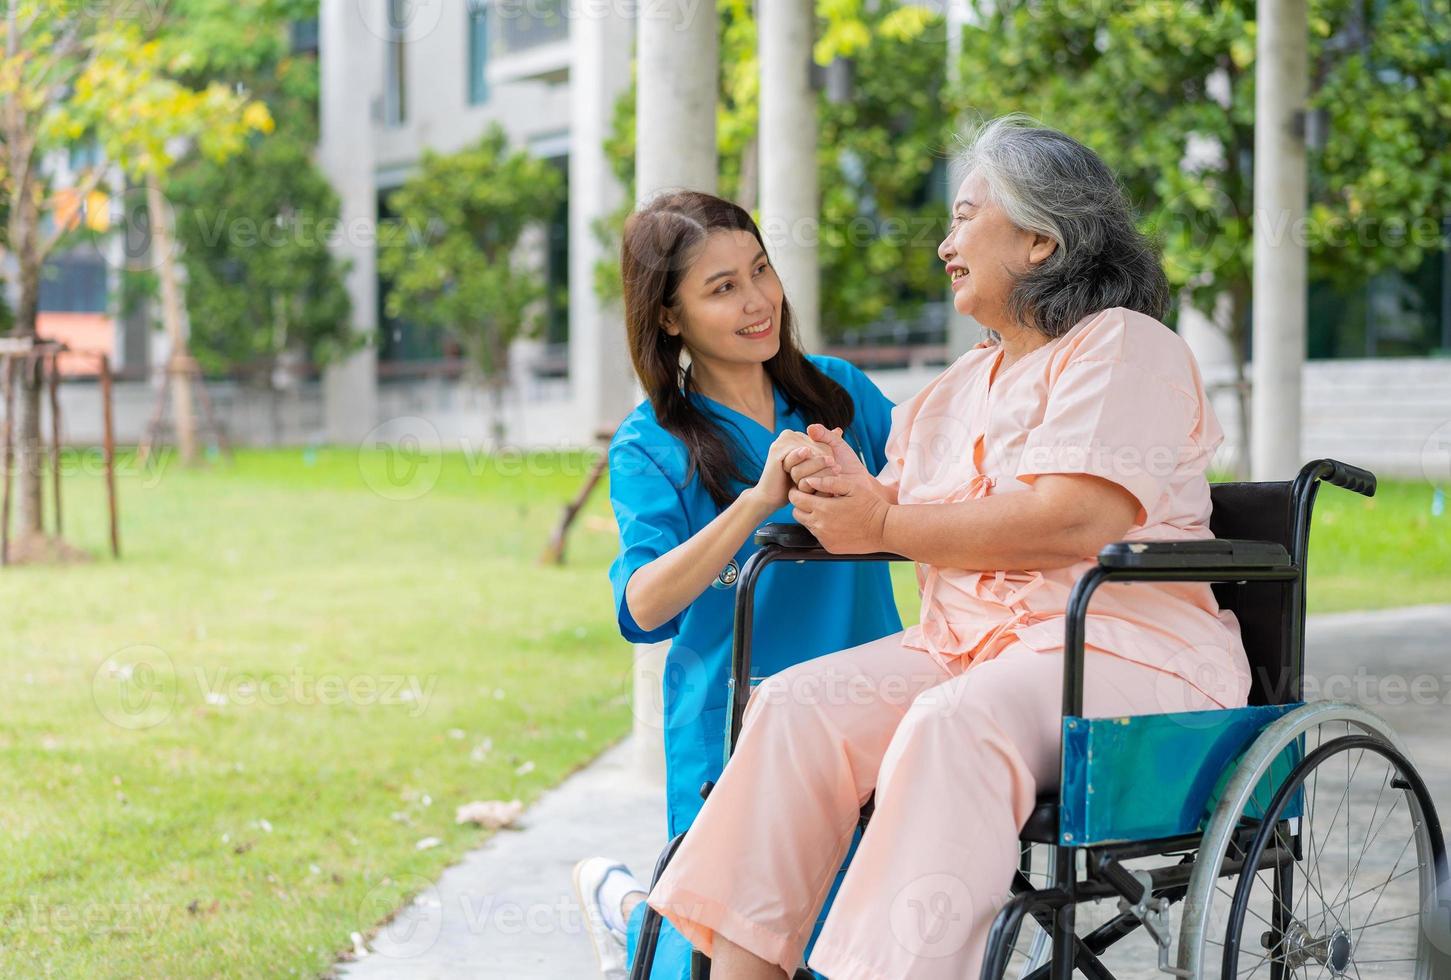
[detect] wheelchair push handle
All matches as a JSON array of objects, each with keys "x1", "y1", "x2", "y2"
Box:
[{"x1": 1313, "y1": 458, "x2": 1377, "y2": 497}]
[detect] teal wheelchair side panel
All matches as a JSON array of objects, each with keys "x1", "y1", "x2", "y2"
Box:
[{"x1": 1058, "y1": 703, "x2": 1306, "y2": 846}]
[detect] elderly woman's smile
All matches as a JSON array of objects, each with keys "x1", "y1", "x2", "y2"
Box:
[{"x1": 939, "y1": 170, "x2": 1059, "y2": 342}]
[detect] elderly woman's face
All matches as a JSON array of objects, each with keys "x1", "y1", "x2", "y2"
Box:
[{"x1": 937, "y1": 171, "x2": 1056, "y2": 332}]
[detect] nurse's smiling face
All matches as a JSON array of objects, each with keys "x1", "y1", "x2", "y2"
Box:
[
  {"x1": 662, "y1": 229, "x2": 783, "y2": 370},
  {"x1": 938, "y1": 170, "x2": 1057, "y2": 333}
]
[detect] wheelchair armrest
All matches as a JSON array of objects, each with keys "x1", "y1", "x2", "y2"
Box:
[
  {"x1": 753, "y1": 522, "x2": 823, "y2": 550},
  {"x1": 752, "y1": 522, "x2": 910, "y2": 562},
  {"x1": 1096, "y1": 538, "x2": 1292, "y2": 572}
]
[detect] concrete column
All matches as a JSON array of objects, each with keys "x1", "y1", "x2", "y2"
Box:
[
  {"x1": 569, "y1": 0, "x2": 635, "y2": 442},
  {"x1": 943, "y1": 0, "x2": 983, "y2": 356},
  {"x1": 1250, "y1": 0, "x2": 1307, "y2": 480},
  {"x1": 635, "y1": 0, "x2": 717, "y2": 198},
  {"x1": 1179, "y1": 291, "x2": 1244, "y2": 473},
  {"x1": 319, "y1": 0, "x2": 379, "y2": 444},
  {"x1": 759, "y1": 0, "x2": 820, "y2": 351},
  {"x1": 632, "y1": 0, "x2": 717, "y2": 781}
]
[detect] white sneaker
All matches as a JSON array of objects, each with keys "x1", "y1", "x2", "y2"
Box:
[{"x1": 573, "y1": 857, "x2": 637, "y2": 979}]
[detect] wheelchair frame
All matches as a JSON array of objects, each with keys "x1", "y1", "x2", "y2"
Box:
[{"x1": 630, "y1": 460, "x2": 1449, "y2": 980}]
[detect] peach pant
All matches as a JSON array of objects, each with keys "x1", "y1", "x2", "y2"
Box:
[{"x1": 646, "y1": 630, "x2": 1225, "y2": 979}]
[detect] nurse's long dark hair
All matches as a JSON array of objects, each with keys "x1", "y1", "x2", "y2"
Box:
[{"x1": 621, "y1": 191, "x2": 854, "y2": 510}]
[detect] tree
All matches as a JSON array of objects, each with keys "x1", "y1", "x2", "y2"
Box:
[
  {"x1": 952, "y1": 0, "x2": 1451, "y2": 472},
  {"x1": 165, "y1": 2, "x2": 355, "y2": 393},
  {"x1": 169, "y1": 130, "x2": 353, "y2": 387},
  {"x1": 596, "y1": 0, "x2": 952, "y2": 340},
  {"x1": 376, "y1": 126, "x2": 564, "y2": 447},
  {"x1": 0, "y1": 4, "x2": 267, "y2": 548}
]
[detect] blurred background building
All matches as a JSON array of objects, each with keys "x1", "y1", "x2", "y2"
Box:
[{"x1": 23, "y1": 0, "x2": 1451, "y2": 477}]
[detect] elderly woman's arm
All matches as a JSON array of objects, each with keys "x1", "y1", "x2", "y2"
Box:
[{"x1": 790, "y1": 472, "x2": 1139, "y2": 570}]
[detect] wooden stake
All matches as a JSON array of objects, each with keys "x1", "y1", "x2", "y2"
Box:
[
  {"x1": 100, "y1": 354, "x2": 119, "y2": 558},
  {"x1": 1, "y1": 356, "x2": 16, "y2": 566},
  {"x1": 48, "y1": 349, "x2": 62, "y2": 537}
]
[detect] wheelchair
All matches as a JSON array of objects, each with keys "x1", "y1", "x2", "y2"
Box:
[{"x1": 631, "y1": 459, "x2": 1451, "y2": 979}]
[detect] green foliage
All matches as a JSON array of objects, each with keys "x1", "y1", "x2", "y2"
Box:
[
  {"x1": 160, "y1": 0, "x2": 353, "y2": 377},
  {"x1": 817, "y1": 8, "x2": 950, "y2": 332},
  {"x1": 53, "y1": 21, "x2": 272, "y2": 181},
  {"x1": 1309, "y1": 0, "x2": 1451, "y2": 281},
  {"x1": 0, "y1": 3, "x2": 269, "y2": 299},
  {"x1": 169, "y1": 131, "x2": 354, "y2": 377},
  {"x1": 952, "y1": 0, "x2": 1451, "y2": 335},
  {"x1": 376, "y1": 126, "x2": 564, "y2": 386},
  {"x1": 597, "y1": 0, "x2": 952, "y2": 339}
]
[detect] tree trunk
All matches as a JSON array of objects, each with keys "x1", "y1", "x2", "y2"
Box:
[
  {"x1": 13, "y1": 192, "x2": 47, "y2": 541},
  {"x1": 149, "y1": 175, "x2": 197, "y2": 464}
]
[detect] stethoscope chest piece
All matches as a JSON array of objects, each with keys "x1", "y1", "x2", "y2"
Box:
[{"x1": 713, "y1": 559, "x2": 739, "y2": 589}]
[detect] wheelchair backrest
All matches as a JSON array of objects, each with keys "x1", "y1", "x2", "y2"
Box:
[{"x1": 1207, "y1": 480, "x2": 1309, "y2": 707}]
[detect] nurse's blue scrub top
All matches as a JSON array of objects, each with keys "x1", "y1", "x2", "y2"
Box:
[{"x1": 608, "y1": 354, "x2": 903, "y2": 838}]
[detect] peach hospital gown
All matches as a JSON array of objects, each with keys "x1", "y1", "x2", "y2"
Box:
[
  {"x1": 882, "y1": 305, "x2": 1250, "y2": 706},
  {"x1": 645, "y1": 307, "x2": 1252, "y2": 979}
]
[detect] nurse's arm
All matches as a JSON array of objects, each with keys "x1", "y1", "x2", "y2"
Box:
[
  {"x1": 879, "y1": 473, "x2": 1139, "y2": 571},
  {"x1": 624, "y1": 488, "x2": 782, "y2": 634}
]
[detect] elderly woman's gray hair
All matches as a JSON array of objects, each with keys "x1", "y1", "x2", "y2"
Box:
[{"x1": 959, "y1": 115, "x2": 1169, "y2": 339}]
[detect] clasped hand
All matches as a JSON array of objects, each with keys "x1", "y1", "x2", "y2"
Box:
[{"x1": 768, "y1": 423, "x2": 890, "y2": 554}]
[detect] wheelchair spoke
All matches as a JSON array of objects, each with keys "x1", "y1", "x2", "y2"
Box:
[
  {"x1": 1236, "y1": 942, "x2": 1276, "y2": 979},
  {"x1": 1354, "y1": 817, "x2": 1419, "y2": 941},
  {"x1": 1219, "y1": 883, "x2": 1278, "y2": 933},
  {"x1": 1292, "y1": 835, "x2": 1350, "y2": 935},
  {"x1": 1307, "y1": 742, "x2": 1363, "y2": 895},
  {"x1": 1356, "y1": 908, "x2": 1421, "y2": 931},
  {"x1": 1343, "y1": 862, "x2": 1420, "y2": 906},
  {"x1": 1326, "y1": 771, "x2": 1399, "y2": 931}
]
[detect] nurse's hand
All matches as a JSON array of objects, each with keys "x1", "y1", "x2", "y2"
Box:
[
  {"x1": 788, "y1": 476, "x2": 890, "y2": 554},
  {"x1": 784, "y1": 424, "x2": 864, "y2": 495},
  {"x1": 749, "y1": 430, "x2": 829, "y2": 513}
]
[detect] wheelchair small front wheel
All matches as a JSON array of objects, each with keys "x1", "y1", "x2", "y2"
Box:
[{"x1": 1222, "y1": 733, "x2": 1448, "y2": 979}]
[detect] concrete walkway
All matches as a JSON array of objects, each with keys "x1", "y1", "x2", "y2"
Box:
[{"x1": 337, "y1": 605, "x2": 1451, "y2": 979}]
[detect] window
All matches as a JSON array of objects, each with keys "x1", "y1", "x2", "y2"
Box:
[
  {"x1": 467, "y1": 1, "x2": 489, "y2": 105},
  {"x1": 1307, "y1": 234, "x2": 1450, "y2": 358},
  {"x1": 40, "y1": 254, "x2": 108, "y2": 314},
  {"x1": 494, "y1": 0, "x2": 567, "y2": 55}
]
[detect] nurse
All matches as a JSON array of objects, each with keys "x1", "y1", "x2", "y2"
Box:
[
  {"x1": 573, "y1": 190, "x2": 903, "y2": 980},
  {"x1": 645, "y1": 117, "x2": 1251, "y2": 979}
]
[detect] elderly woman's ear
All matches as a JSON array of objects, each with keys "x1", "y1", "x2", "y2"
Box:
[{"x1": 1027, "y1": 232, "x2": 1057, "y2": 267}]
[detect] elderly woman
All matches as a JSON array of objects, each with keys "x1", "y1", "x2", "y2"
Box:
[{"x1": 643, "y1": 116, "x2": 1251, "y2": 980}]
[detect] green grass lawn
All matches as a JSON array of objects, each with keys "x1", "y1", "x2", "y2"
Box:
[
  {"x1": 0, "y1": 447, "x2": 632, "y2": 977},
  {"x1": 0, "y1": 448, "x2": 1445, "y2": 977}
]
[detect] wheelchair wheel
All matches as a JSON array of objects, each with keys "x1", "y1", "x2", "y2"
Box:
[
  {"x1": 1003, "y1": 843, "x2": 1056, "y2": 979},
  {"x1": 1221, "y1": 731, "x2": 1447, "y2": 978},
  {"x1": 1178, "y1": 702, "x2": 1451, "y2": 978}
]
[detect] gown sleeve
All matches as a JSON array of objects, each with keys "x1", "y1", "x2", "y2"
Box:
[
  {"x1": 608, "y1": 440, "x2": 692, "y2": 644},
  {"x1": 1014, "y1": 354, "x2": 1206, "y2": 527}
]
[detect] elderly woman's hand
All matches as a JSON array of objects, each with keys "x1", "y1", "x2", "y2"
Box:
[
  {"x1": 788, "y1": 473, "x2": 891, "y2": 554},
  {"x1": 783, "y1": 424, "x2": 866, "y2": 496},
  {"x1": 749, "y1": 430, "x2": 835, "y2": 512}
]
